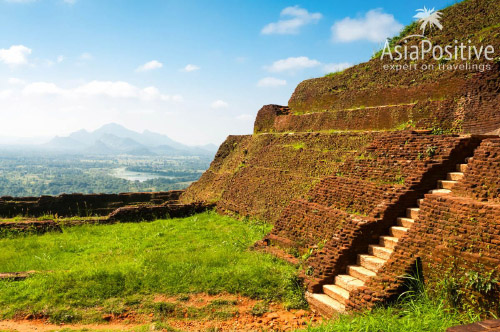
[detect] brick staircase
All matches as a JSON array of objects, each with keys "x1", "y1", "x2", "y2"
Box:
[{"x1": 306, "y1": 157, "x2": 472, "y2": 315}]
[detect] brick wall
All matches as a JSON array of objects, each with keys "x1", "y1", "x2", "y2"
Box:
[
  {"x1": 256, "y1": 67, "x2": 500, "y2": 136},
  {"x1": 0, "y1": 191, "x2": 183, "y2": 218},
  {"x1": 346, "y1": 138, "x2": 500, "y2": 315},
  {"x1": 182, "y1": 132, "x2": 481, "y2": 225},
  {"x1": 180, "y1": 135, "x2": 252, "y2": 204},
  {"x1": 266, "y1": 133, "x2": 483, "y2": 291},
  {"x1": 107, "y1": 202, "x2": 214, "y2": 222},
  {"x1": 256, "y1": 100, "x2": 459, "y2": 134},
  {"x1": 0, "y1": 220, "x2": 62, "y2": 237},
  {"x1": 454, "y1": 139, "x2": 500, "y2": 202},
  {"x1": 181, "y1": 132, "x2": 377, "y2": 222}
]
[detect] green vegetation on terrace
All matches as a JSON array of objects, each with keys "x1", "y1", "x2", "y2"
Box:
[{"x1": 0, "y1": 211, "x2": 305, "y2": 323}]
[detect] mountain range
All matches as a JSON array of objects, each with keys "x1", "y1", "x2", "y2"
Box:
[{"x1": 44, "y1": 123, "x2": 218, "y2": 156}]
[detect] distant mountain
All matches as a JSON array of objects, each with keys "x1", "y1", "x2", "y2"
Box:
[
  {"x1": 43, "y1": 123, "x2": 216, "y2": 156},
  {"x1": 84, "y1": 140, "x2": 117, "y2": 155},
  {"x1": 69, "y1": 124, "x2": 184, "y2": 150}
]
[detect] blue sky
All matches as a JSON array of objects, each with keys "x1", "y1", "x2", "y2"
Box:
[{"x1": 0, "y1": 0, "x2": 455, "y2": 145}]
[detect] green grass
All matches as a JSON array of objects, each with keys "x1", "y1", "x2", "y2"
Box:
[
  {"x1": 303, "y1": 298, "x2": 464, "y2": 332},
  {"x1": 303, "y1": 297, "x2": 469, "y2": 331},
  {"x1": 0, "y1": 211, "x2": 305, "y2": 323}
]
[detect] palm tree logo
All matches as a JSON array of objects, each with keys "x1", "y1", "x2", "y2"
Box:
[{"x1": 414, "y1": 7, "x2": 443, "y2": 35}]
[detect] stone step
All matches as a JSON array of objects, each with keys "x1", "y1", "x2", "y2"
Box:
[
  {"x1": 390, "y1": 226, "x2": 408, "y2": 238},
  {"x1": 379, "y1": 236, "x2": 399, "y2": 249},
  {"x1": 335, "y1": 274, "x2": 364, "y2": 292},
  {"x1": 417, "y1": 199, "x2": 424, "y2": 207},
  {"x1": 397, "y1": 217, "x2": 415, "y2": 228},
  {"x1": 429, "y1": 189, "x2": 451, "y2": 194},
  {"x1": 323, "y1": 284, "x2": 350, "y2": 304},
  {"x1": 406, "y1": 208, "x2": 420, "y2": 219},
  {"x1": 368, "y1": 245, "x2": 393, "y2": 260},
  {"x1": 306, "y1": 292, "x2": 346, "y2": 316},
  {"x1": 447, "y1": 172, "x2": 464, "y2": 181},
  {"x1": 347, "y1": 265, "x2": 377, "y2": 282},
  {"x1": 358, "y1": 254, "x2": 386, "y2": 272},
  {"x1": 457, "y1": 164, "x2": 468, "y2": 172},
  {"x1": 439, "y1": 180, "x2": 458, "y2": 190}
]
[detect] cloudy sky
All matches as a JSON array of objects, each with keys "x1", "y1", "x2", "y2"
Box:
[{"x1": 0, "y1": 0, "x2": 452, "y2": 146}]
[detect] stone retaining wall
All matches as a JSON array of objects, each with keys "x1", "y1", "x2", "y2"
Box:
[{"x1": 0, "y1": 191, "x2": 183, "y2": 218}]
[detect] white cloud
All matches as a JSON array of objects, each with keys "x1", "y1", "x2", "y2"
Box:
[
  {"x1": 23, "y1": 82, "x2": 66, "y2": 96},
  {"x1": 79, "y1": 52, "x2": 93, "y2": 61},
  {"x1": 266, "y1": 56, "x2": 321, "y2": 73},
  {"x1": 211, "y1": 100, "x2": 228, "y2": 109},
  {"x1": 75, "y1": 81, "x2": 137, "y2": 98},
  {"x1": 0, "y1": 90, "x2": 13, "y2": 99},
  {"x1": 257, "y1": 77, "x2": 287, "y2": 87},
  {"x1": 136, "y1": 60, "x2": 163, "y2": 72},
  {"x1": 0, "y1": 45, "x2": 32, "y2": 66},
  {"x1": 331, "y1": 9, "x2": 403, "y2": 43},
  {"x1": 139, "y1": 86, "x2": 182, "y2": 102},
  {"x1": 262, "y1": 6, "x2": 322, "y2": 35},
  {"x1": 323, "y1": 62, "x2": 353, "y2": 74},
  {"x1": 140, "y1": 86, "x2": 162, "y2": 101},
  {"x1": 8, "y1": 77, "x2": 25, "y2": 85},
  {"x1": 57, "y1": 55, "x2": 64, "y2": 63},
  {"x1": 182, "y1": 64, "x2": 200, "y2": 72}
]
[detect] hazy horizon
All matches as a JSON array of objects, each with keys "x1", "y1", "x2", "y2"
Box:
[{"x1": 0, "y1": 122, "x2": 220, "y2": 147}]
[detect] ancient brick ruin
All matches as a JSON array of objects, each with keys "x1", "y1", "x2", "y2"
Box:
[
  {"x1": 0, "y1": 0, "x2": 498, "y2": 318},
  {"x1": 0, "y1": 190, "x2": 211, "y2": 229},
  {"x1": 180, "y1": 0, "x2": 500, "y2": 317},
  {"x1": 0, "y1": 191, "x2": 183, "y2": 218}
]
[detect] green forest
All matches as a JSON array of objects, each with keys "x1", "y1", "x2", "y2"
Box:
[{"x1": 0, "y1": 152, "x2": 211, "y2": 197}]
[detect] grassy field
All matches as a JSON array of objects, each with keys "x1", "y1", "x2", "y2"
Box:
[
  {"x1": 0, "y1": 211, "x2": 481, "y2": 331},
  {"x1": 0, "y1": 211, "x2": 305, "y2": 323}
]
